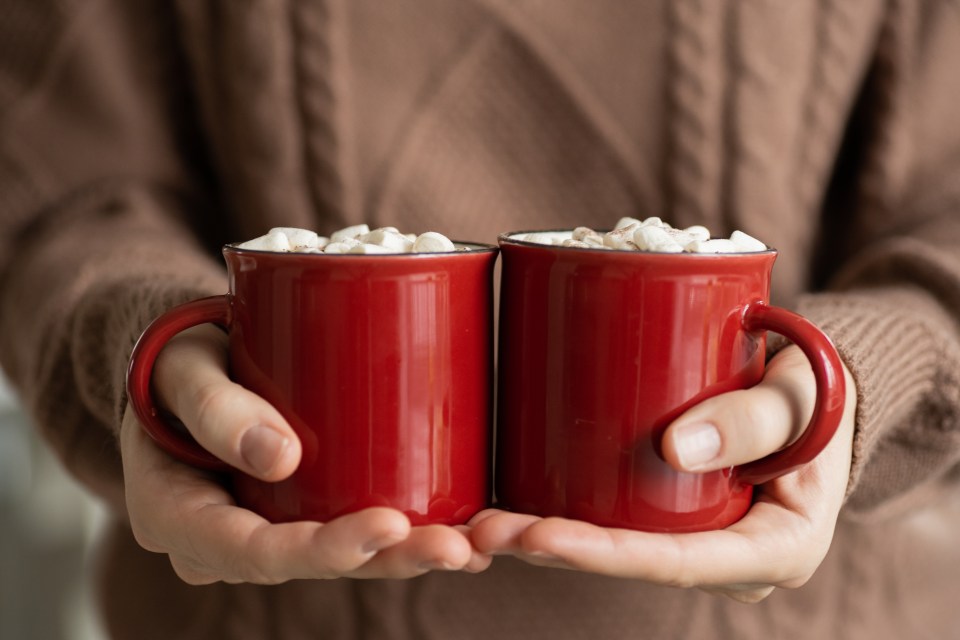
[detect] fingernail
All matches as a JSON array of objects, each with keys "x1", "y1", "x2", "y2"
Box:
[
  {"x1": 674, "y1": 422, "x2": 722, "y2": 469},
  {"x1": 240, "y1": 425, "x2": 289, "y2": 476}
]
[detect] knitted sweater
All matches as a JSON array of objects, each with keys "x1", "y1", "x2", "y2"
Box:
[{"x1": 2, "y1": 0, "x2": 960, "y2": 638}]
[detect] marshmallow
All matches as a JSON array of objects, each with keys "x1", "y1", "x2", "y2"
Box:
[
  {"x1": 321, "y1": 241, "x2": 353, "y2": 254},
  {"x1": 236, "y1": 224, "x2": 467, "y2": 255},
  {"x1": 687, "y1": 239, "x2": 741, "y2": 253},
  {"x1": 349, "y1": 243, "x2": 396, "y2": 254},
  {"x1": 603, "y1": 223, "x2": 639, "y2": 249},
  {"x1": 682, "y1": 225, "x2": 711, "y2": 242},
  {"x1": 730, "y1": 230, "x2": 768, "y2": 252},
  {"x1": 516, "y1": 218, "x2": 770, "y2": 254},
  {"x1": 639, "y1": 216, "x2": 666, "y2": 228},
  {"x1": 572, "y1": 227, "x2": 602, "y2": 242},
  {"x1": 633, "y1": 225, "x2": 682, "y2": 253},
  {"x1": 330, "y1": 224, "x2": 370, "y2": 243},
  {"x1": 361, "y1": 228, "x2": 415, "y2": 252},
  {"x1": 615, "y1": 216, "x2": 642, "y2": 230},
  {"x1": 270, "y1": 227, "x2": 319, "y2": 249},
  {"x1": 237, "y1": 228, "x2": 291, "y2": 252},
  {"x1": 413, "y1": 231, "x2": 456, "y2": 253}
]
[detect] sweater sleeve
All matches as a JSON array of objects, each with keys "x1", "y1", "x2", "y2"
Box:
[
  {"x1": 0, "y1": 0, "x2": 227, "y2": 508},
  {"x1": 796, "y1": 1, "x2": 960, "y2": 518}
]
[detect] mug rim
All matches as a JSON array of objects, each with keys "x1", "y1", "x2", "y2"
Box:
[
  {"x1": 224, "y1": 239, "x2": 499, "y2": 257},
  {"x1": 498, "y1": 229, "x2": 777, "y2": 256}
]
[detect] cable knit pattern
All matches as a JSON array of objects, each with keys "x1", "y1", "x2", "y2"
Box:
[
  {"x1": 795, "y1": 0, "x2": 857, "y2": 212},
  {"x1": 726, "y1": 1, "x2": 815, "y2": 292},
  {"x1": 173, "y1": 0, "x2": 316, "y2": 238},
  {"x1": 665, "y1": 0, "x2": 721, "y2": 231},
  {"x1": 293, "y1": 0, "x2": 353, "y2": 227}
]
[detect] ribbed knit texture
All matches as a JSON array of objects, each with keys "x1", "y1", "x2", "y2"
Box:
[{"x1": 2, "y1": 0, "x2": 960, "y2": 638}]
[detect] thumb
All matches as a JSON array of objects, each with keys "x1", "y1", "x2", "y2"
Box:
[
  {"x1": 660, "y1": 347, "x2": 814, "y2": 473},
  {"x1": 152, "y1": 324, "x2": 301, "y2": 481}
]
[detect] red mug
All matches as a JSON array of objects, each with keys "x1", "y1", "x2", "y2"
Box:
[
  {"x1": 494, "y1": 231, "x2": 845, "y2": 532},
  {"x1": 126, "y1": 242, "x2": 498, "y2": 526}
]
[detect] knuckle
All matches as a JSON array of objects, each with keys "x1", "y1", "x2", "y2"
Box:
[
  {"x1": 189, "y1": 381, "x2": 236, "y2": 441},
  {"x1": 315, "y1": 548, "x2": 362, "y2": 577},
  {"x1": 232, "y1": 526, "x2": 287, "y2": 585},
  {"x1": 737, "y1": 393, "x2": 776, "y2": 437},
  {"x1": 235, "y1": 554, "x2": 282, "y2": 585},
  {"x1": 723, "y1": 393, "x2": 786, "y2": 459}
]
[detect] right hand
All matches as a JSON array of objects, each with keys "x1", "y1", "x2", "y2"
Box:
[{"x1": 121, "y1": 324, "x2": 490, "y2": 585}]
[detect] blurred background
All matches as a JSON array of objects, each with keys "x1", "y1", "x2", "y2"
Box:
[{"x1": 0, "y1": 368, "x2": 107, "y2": 640}]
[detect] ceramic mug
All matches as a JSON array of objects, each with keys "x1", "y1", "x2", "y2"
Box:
[
  {"x1": 494, "y1": 231, "x2": 845, "y2": 532},
  {"x1": 127, "y1": 242, "x2": 498, "y2": 525}
]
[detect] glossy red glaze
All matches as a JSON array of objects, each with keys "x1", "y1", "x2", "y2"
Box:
[
  {"x1": 495, "y1": 233, "x2": 845, "y2": 532},
  {"x1": 127, "y1": 243, "x2": 498, "y2": 526}
]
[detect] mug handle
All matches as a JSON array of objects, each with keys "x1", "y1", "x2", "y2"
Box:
[
  {"x1": 734, "y1": 302, "x2": 846, "y2": 485},
  {"x1": 125, "y1": 295, "x2": 232, "y2": 471}
]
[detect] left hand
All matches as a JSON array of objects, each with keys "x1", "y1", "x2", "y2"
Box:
[{"x1": 470, "y1": 346, "x2": 857, "y2": 603}]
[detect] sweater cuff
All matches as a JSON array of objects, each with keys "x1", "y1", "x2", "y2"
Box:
[{"x1": 788, "y1": 286, "x2": 960, "y2": 515}]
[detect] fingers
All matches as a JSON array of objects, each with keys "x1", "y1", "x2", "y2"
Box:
[
  {"x1": 661, "y1": 346, "x2": 815, "y2": 472},
  {"x1": 121, "y1": 409, "x2": 481, "y2": 584},
  {"x1": 349, "y1": 525, "x2": 477, "y2": 578},
  {"x1": 472, "y1": 507, "x2": 819, "y2": 592},
  {"x1": 152, "y1": 324, "x2": 301, "y2": 481},
  {"x1": 453, "y1": 525, "x2": 495, "y2": 573},
  {"x1": 172, "y1": 508, "x2": 410, "y2": 583},
  {"x1": 469, "y1": 509, "x2": 542, "y2": 556}
]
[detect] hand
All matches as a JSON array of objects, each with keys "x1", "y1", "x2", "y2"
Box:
[
  {"x1": 121, "y1": 324, "x2": 490, "y2": 585},
  {"x1": 471, "y1": 346, "x2": 856, "y2": 603}
]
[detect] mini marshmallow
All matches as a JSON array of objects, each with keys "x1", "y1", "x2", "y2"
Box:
[
  {"x1": 235, "y1": 224, "x2": 468, "y2": 255},
  {"x1": 349, "y1": 243, "x2": 396, "y2": 254},
  {"x1": 687, "y1": 239, "x2": 741, "y2": 253},
  {"x1": 639, "y1": 216, "x2": 665, "y2": 228},
  {"x1": 413, "y1": 231, "x2": 456, "y2": 253},
  {"x1": 237, "y1": 228, "x2": 292, "y2": 252},
  {"x1": 361, "y1": 228, "x2": 415, "y2": 252},
  {"x1": 330, "y1": 224, "x2": 370, "y2": 243},
  {"x1": 730, "y1": 230, "x2": 767, "y2": 252},
  {"x1": 516, "y1": 218, "x2": 769, "y2": 254},
  {"x1": 603, "y1": 223, "x2": 639, "y2": 249},
  {"x1": 520, "y1": 231, "x2": 571, "y2": 245},
  {"x1": 615, "y1": 217, "x2": 642, "y2": 230},
  {"x1": 271, "y1": 227, "x2": 319, "y2": 249},
  {"x1": 682, "y1": 225, "x2": 711, "y2": 242},
  {"x1": 321, "y1": 241, "x2": 353, "y2": 254},
  {"x1": 633, "y1": 225, "x2": 682, "y2": 252},
  {"x1": 573, "y1": 227, "x2": 603, "y2": 242}
]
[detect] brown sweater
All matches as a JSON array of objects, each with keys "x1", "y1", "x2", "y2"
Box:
[{"x1": 2, "y1": 1, "x2": 960, "y2": 638}]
